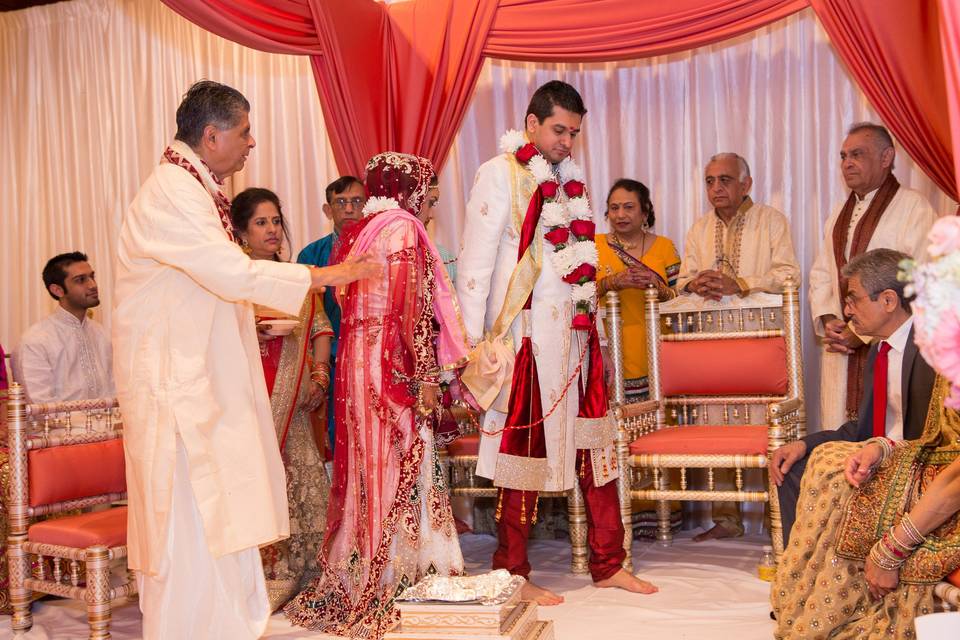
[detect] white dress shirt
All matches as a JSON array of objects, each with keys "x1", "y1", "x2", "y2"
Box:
[
  {"x1": 880, "y1": 316, "x2": 913, "y2": 442},
  {"x1": 12, "y1": 306, "x2": 115, "y2": 403}
]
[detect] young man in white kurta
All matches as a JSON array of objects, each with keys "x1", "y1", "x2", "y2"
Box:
[
  {"x1": 14, "y1": 253, "x2": 115, "y2": 403},
  {"x1": 809, "y1": 124, "x2": 938, "y2": 431},
  {"x1": 114, "y1": 82, "x2": 375, "y2": 640}
]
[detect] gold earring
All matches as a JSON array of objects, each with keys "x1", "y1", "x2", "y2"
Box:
[{"x1": 241, "y1": 239, "x2": 252, "y2": 255}]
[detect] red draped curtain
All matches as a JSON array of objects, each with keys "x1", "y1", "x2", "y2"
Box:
[
  {"x1": 810, "y1": 0, "x2": 957, "y2": 200},
  {"x1": 162, "y1": 0, "x2": 957, "y2": 202},
  {"x1": 938, "y1": 0, "x2": 960, "y2": 197}
]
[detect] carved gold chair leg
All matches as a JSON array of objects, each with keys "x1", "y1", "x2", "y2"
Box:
[
  {"x1": 567, "y1": 482, "x2": 589, "y2": 575},
  {"x1": 655, "y1": 470, "x2": 672, "y2": 547},
  {"x1": 768, "y1": 478, "x2": 785, "y2": 562},
  {"x1": 85, "y1": 545, "x2": 112, "y2": 640},
  {"x1": 8, "y1": 533, "x2": 32, "y2": 634},
  {"x1": 616, "y1": 439, "x2": 634, "y2": 572}
]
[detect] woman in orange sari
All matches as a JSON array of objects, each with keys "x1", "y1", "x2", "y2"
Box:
[
  {"x1": 231, "y1": 188, "x2": 334, "y2": 610},
  {"x1": 597, "y1": 179, "x2": 680, "y2": 401}
]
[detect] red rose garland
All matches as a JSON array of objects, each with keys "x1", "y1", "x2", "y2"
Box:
[{"x1": 499, "y1": 130, "x2": 599, "y2": 329}]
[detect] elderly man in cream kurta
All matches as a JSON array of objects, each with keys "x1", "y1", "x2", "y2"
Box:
[
  {"x1": 114, "y1": 81, "x2": 376, "y2": 640},
  {"x1": 678, "y1": 153, "x2": 799, "y2": 298},
  {"x1": 677, "y1": 153, "x2": 800, "y2": 542},
  {"x1": 809, "y1": 123, "x2": 937, "y2": 432}
]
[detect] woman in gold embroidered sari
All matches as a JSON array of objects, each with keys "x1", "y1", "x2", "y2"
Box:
[
  {"x1": 231, "y1": 188, "x2": 334, "y2": 610},
  {"x1": 773, "y1": 377, "x2": 960, "y2": 638}
]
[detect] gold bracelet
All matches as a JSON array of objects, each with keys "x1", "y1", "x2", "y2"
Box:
[{"x1": 899, "y1": 513, "x2": 926, "y2": 546}]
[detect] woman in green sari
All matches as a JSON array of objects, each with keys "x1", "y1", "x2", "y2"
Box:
[
  {"x1": 231, "y1": 188, "x2": 334, "y2": 610},
  {"x1": 773, "y1": 377, "x2": 960, "y2": 638}
]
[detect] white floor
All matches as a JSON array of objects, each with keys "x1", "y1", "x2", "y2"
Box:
[{"x1": 0, "y1": 530, "x2": 776, "y2": 639}]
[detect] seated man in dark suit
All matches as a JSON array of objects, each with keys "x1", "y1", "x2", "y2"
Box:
[{"x1": 771, "y1": 248, "x2": 936, "y2": 546}]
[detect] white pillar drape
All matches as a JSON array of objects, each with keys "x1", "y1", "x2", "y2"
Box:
[{"x1": 2, "y1": 1, "x2": 954, "y2": 428}]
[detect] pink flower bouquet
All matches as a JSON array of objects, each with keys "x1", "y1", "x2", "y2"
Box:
[{"x1": 907, "y1": 216, "x2": 960, "y2": 409}]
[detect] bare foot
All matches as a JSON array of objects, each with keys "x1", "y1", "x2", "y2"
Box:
[
  {"x1": 594, "y1": 568, "x2": 658, "y2": 594},
  {"x1": 519, "y1": 579, "x2": 564, "y2": 605},
  {"x1": 693, "y1": 523, "x2": 735, "y2": 542}
]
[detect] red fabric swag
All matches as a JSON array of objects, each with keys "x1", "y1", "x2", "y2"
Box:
[{"x1": 162, "y1": 0, "x2": 959, "y2": 209}]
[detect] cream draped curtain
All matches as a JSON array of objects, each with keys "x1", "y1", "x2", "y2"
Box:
[
  {"x1": 0, "y1": 0, "x2": 336, "y2": 354},
  {"x1": 1, "y1": 0, "x2": 954, "y2": 426}
]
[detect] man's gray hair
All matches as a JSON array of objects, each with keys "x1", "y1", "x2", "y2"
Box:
[
  {"x1": 174, "y1": 80, "x2": 250, "y2": 148},
  {"x1": 847, "y1": 121, "x2": 894, "y2": 150},
  {"x1": 841, "y1": 248, "x2": 912, "y2": 311},
  {"x1": 707, "y1": 152, "x2": 751, "y2": 181}
]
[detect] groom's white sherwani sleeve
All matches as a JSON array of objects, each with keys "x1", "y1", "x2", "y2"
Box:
[{"x1": 456, "y1": 156, "x2": 513, "y2": 345}]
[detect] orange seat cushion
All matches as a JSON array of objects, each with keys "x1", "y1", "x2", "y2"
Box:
[
  {"x1": 948, "y1": 566, "x2": 960, "y2": 588},
  {"x1": 629, "y1": 425, "x2": 769, "y2": 456},
  {"x1": 447, "y1": 434, "x2": 480, "y2": 457},
  {"x1": 29, "y1": 439, "x2": 125, "y2": 508},
  {"x1": 661, "y1": 337, "x2": 788, "y2": 396},
  {"x1": 28, "y1": 506, "x2": 127, "y2": 548}
]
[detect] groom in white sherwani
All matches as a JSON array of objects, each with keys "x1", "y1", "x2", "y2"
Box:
[{"x1": 457, "y1": 80, "x2": 658, "y2": 605}]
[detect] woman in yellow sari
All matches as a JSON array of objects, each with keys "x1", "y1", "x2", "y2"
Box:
[
  {"x1": 231, "y1": 188, "x2": 334, "y2": 610},
  {"x1": 597, "y1": 179, "x2": 680, "y2": 401},
  {"x1": 773, "y1": 377, "x2": 960, "y2": 638}
]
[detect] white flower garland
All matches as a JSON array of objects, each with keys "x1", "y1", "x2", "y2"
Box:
[
  {"x1": 362, "y1": 196, "x2": 400, "y2": 218},
  {"x1": 500, "y1": 129, "x2": 598, "y2": 319}
]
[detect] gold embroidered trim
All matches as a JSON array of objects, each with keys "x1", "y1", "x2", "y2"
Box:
[
  {"x1": 574, "y1": 414, "x2": 617, "y2": 450},
  {"x1": 712, "y1": 196, "x2": 752, "y2": 278},
  {"x1": 589, "y1": 444, "x2": 620, "y2": 487},
  {"x1": 493, "y1": 453, "x2": 548, "y2": 491}
]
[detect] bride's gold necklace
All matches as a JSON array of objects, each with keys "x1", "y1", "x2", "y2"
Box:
[{"x1": 613, "y1": 228, "x2": 646, "y2": 253}]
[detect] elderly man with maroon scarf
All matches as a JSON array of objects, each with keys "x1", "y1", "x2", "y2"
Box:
[{"x1": 809, "y1": 122, "x2": 938, "y2": 431}]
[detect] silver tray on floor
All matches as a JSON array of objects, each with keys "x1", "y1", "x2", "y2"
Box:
[{"x1": 397, "y1": 570, "x2": 526, "y2": 606}]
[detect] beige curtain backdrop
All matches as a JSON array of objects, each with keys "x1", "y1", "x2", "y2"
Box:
[
  {"x1": 0, "y1": 0, "x2": 337, "y2": 354},
  {"x1": 1, "y1": 1, "x2": 954, "y2": 428}
]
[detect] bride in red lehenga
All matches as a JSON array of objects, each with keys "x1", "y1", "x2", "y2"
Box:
[{"x1": 284, "y1": 152, "x2": 470, "y2": 639}]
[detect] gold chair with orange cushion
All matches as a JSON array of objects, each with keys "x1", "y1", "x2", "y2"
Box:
[
  {"x1": 6, "y1": 383, "x2": 135, "y2": 639},
  {"x1": 606, "y1": 281, "x2": 805, "y2": 560}
]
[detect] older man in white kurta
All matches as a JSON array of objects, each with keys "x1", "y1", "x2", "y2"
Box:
[
  {"x1": 113, "y1": 81, "x2": 376, "y2": 640},
  {"x1": 115, "y1": 140, "x2": 311, "y2": 638},
  {"x1": 678, "y1": 154, "x2": 800, "y2": 298},
  {"x1": 675, "y1": 153, "x2": 800, "y2": 541},
  {"x1": 809, "y1": 123, "x2": 938, "y2": 431}
]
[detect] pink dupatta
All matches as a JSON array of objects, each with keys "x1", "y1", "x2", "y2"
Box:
[{"x1": 343, "y1": 209, "x2": 469, "y2": 369}]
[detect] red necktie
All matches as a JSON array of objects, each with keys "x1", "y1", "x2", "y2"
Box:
[{"x1": 872, "y1": 341, "x2": 892, "y2": 437}]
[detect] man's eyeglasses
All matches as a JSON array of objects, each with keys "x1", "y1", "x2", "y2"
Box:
[
  {"x1": 844, "y1": 290, "x2": 878, "y2": 306},
  {"x1": 331, "y1": 197, "x2": 365, "y2": 210}
]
